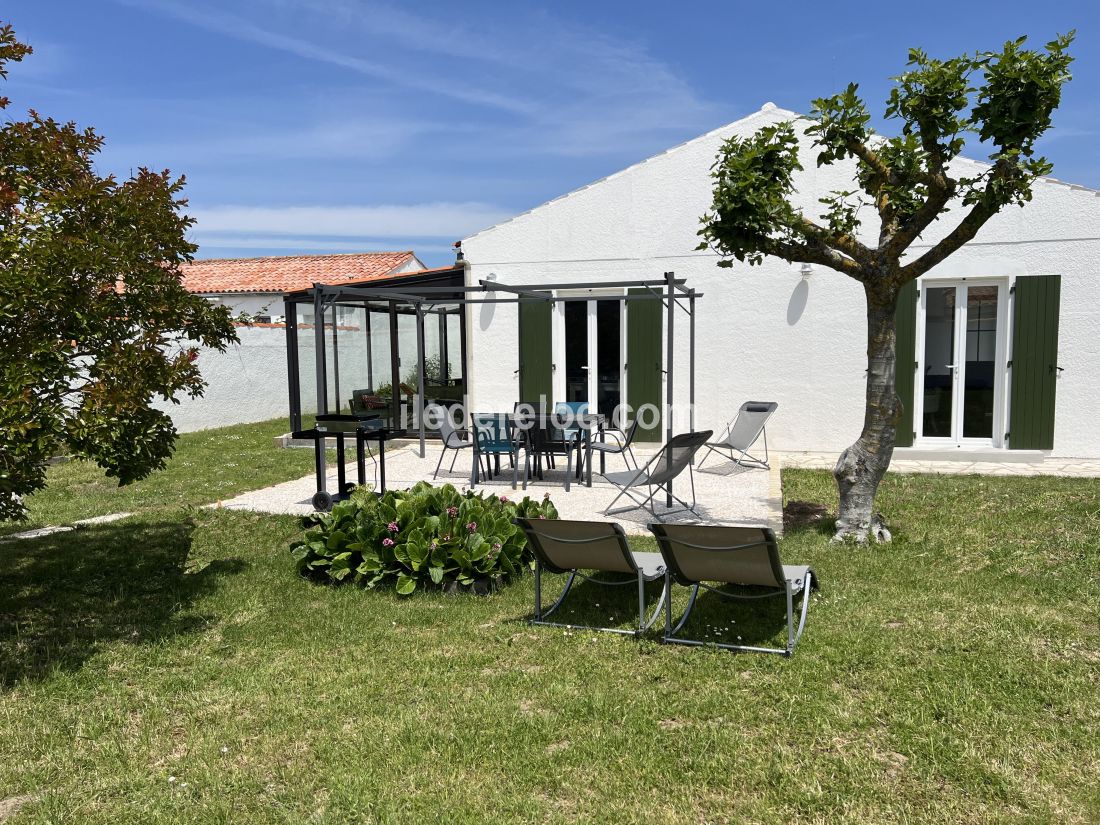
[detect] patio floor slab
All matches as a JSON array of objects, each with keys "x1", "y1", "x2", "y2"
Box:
[{"x1": 214, "y1": 444, "x2": 781, "y2": 536}]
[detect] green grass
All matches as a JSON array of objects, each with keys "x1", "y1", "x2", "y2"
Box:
[
  {"x1": 1, "y1": 442, "x2": 1098, "y2": 821},
  {"x1": 0, "y1": 418, "x2": 321, "y2": 537}
]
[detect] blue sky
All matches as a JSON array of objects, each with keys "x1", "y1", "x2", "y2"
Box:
[{"x1": 4, "y1": 1, "x2": 1098, "y2": 268}]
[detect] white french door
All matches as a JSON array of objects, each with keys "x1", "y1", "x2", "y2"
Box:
[
  {"x1": 915, "y1": 279, "x2": 1008, "y2": 447},
  {"x1": 554, "y1": 292, "x2": 626, "y2": 417}
]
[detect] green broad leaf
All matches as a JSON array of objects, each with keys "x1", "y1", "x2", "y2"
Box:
[
  {"x1": 430, "y1": 544, "x2": 447, "y2": 568},
  {"x1": 289, "y1": 545, "x2": 310, "y2": 561},
  {"x1": 428, "y1": 566, "x2": 444, "y2": 585},
  {"x1": 408, "y1": 539, "x2": 428, "y2": 572},
  {"x1": 396, "y1": 573, "x2": 417, "y2": 595},
  {"x1": 356, "y1": 557, "x2": 382, "y2": 574},
  {"x1": 468, "y1": 533, "x2": 488, "y2": 561},
  {"x1": 325, "y1": 529, "x2": 349, "y2": 551}
]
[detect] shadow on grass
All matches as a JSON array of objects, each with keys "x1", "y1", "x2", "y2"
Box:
[
  {"x1": 0, "y1": 517, "x2": 247, "y2": 688},
  {"x1": 526, "y1": 575, "x2": 790, "y2": 650},
  {"x1": 783, "y1": 499, "x2": 836, "y2": 538}
]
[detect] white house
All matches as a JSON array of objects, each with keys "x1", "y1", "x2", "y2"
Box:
[{"x1": 459, "y1": 103, "x2": 1100, "y2": 460}]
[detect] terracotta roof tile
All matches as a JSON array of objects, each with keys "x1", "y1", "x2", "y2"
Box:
[{"x1": 181, "y1": 251, "x2": 419, "y2": 294}]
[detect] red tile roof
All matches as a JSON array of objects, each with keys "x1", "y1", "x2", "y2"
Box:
[{"x1": 181, "y1": 251, "x2": 420, "y2": 294}]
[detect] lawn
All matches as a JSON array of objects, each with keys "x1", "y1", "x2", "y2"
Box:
[
  {"x1": 0, "y1": 418, "x2": 322, "y2": 537},
  {"x1": 1, "y1": 432, "x2": 1098, "y2": 822}
]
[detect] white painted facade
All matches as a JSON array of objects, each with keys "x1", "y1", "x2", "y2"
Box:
[{"x1": 462, "y1": 104, "x2": 1100, "y2": 458}]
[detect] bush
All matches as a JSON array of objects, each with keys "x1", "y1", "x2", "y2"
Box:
[{"x1": 290, "y1": 482, "x2": 558, "y2": 595}]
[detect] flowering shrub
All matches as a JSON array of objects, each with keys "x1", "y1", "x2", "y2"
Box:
[{"x1": 290, "y1": 482, "x2": 558, "y2": 595}]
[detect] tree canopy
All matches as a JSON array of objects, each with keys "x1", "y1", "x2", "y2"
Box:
[
  {"x1": 697, "y1": 34, "x2": 1074, "y2": 541},
  {"x1": 0, "y1": 24, "x2": 238, "y2": 521},
  {"x1": 698, "y1": 33, "x2": 1075, "y2": 291}
]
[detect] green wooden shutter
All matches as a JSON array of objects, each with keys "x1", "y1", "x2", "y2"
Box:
[
  {"x1": 1009, "y1": 275, "x2": 1061, "y2": 450},
  {"x1": 518, "y1": 299, "x2": 553, "y2": 405},
  {"x1": 894, "y1": 280, "x2": 918, "y2": 448},
  {"x1": 627, "y1": 288, "x2": 663, "y2": 442}
]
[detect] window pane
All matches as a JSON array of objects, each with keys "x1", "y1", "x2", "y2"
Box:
[
  {"x1": 962, "y1": 286, "x2": 998, "y2": 438},
  {"x1": 595, "y1": 299, "x2": 621, "y2": 419},
  {"x1": 922, "y1": 287, "x2": 955, "y2": 438},
  {"x1": 564, "y1": 300, "x2": 588, "y2": 403}
]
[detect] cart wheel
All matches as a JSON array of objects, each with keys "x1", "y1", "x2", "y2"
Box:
[
  {"x1": 311, "y1": 490, "x2": 334, "y2": 512},
  {"x1": 342, "y1": 482, "x2": 357, "y2": 495}
]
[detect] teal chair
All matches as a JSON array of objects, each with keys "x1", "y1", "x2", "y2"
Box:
[
  {"x1": 554, "y1": 401, "x2": 589, "y2": 478},
  {"x1": 471, "y1": 413, "x2": 529, "y2": 490}
]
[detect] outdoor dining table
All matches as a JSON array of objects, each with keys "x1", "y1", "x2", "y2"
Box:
[{"x1": 507, "y1": 411, "x2": 607, "y2": 488}]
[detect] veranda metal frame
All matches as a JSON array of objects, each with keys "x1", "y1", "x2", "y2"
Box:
[{"x1": 284, "y1": 268, "x2": 702, "y2": 505}]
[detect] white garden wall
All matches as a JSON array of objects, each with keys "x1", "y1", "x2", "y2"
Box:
[
  {"x1": 154, "y1": 326, "x2": 293, "y2": 433},
  {"x1": 462, "y1": 105, "x2": 1100, "y2": 459},
  {"x1": 158, "y1": 316, "x2": 432, "y2": 433}
]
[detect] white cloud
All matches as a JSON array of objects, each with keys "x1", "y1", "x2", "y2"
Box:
[
  {"x1": 189, "y1": 202, "x2": 512, "y2": 238},
  {"x1": 114, "y1": 0, "x2": 536, "y2": 114}
]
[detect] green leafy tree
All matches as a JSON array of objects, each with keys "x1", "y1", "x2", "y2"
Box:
[
  {"x1": 698, "y1": 34, "x2": 1074, "y2": 542},
  {"x1": 0, "y1": 25, "x2": 237, "y2": 521}
]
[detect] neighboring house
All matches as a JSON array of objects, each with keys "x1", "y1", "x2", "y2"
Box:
[
  {"x1": 165, "y1": 251, "x2": 426, "y2": 433},
  {"x1": 458, "y1": 103, "x2": 1100, "y2": 460},
  {"x1": 182, "y1": 251, "x2": 426, "y2": 322}
]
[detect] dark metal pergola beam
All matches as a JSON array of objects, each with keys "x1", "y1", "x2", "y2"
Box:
[{"x1": 286, "y1": 271, "x2": 700, "y2": 465}]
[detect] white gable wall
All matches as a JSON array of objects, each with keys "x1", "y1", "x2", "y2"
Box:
[{"x1": 462, "y1": 106, "x2": 1100, "y2": 458}]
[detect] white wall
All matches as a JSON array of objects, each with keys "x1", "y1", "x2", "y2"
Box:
[
  {"x1": 155, "y1": 326, "x2": 293, "y2": 433},
  {"x1": 200, "y1": 292, "x2": 285, "y2": 319},
  {"x1": 160, "y1": 308, "x2": 458, "y2": 434},
  {"x1": 462, "y1": 105, "x2": 1100, "y2": 458}
]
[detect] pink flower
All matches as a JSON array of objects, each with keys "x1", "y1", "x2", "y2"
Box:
[
  {"x1": 466, "y1": 521, "x2": 477, "y2": 533},
  {"x1": 499, "y1": 495, "x2": 509, "y2": 503},
  {"x1": 382, "y1": 538, "x2": 395, "y2": 547},
  {"x1": 446, "y1": 506, "x2": 459, "y2": 518},
  {"x1": 387, "y1": 521, "x2": 399, "y2": 533},
  {"x1": 538, "y1": 515, "x2": 546, "y2": 520}
]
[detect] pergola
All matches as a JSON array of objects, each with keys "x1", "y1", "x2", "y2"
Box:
[{"x1": 283, "y1": 268, "x2": 702, "y2": 468}]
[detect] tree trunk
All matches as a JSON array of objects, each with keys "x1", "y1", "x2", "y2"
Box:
[{"x1": 833, "y1": 284, "x2": 900, "y2": 542}]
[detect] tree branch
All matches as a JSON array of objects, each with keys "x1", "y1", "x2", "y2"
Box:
[
  {"x1": 880, "y1": 173, "x2": 957, "y2": 260},
  {"x1": 763, "y1": 236, "x2": 865, "y2": 280},
  {"x1": 794, "y1": 214, "x2": 874, "y2": 266},
  {"x1": 899, "y1": 159, "x2": 1021, "y2": 279},
  {"x1": 847, "y1": 140, "x2": 893, "y2": 184}
]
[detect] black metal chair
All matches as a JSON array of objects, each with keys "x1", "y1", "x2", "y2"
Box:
[{"x1": 588, "y1": 419, "x2": 640, "y2": 472}]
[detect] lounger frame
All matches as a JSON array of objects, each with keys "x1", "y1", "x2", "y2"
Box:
[
  {"x1": 516, "y1": 519, "x2": 667, "y2": 637},
  {"x1": 650, "y1": 523, "x2": 816, "y2": 657},
  {"x1": 697, "y1": 401, "x2": 777, "y2": 470}
]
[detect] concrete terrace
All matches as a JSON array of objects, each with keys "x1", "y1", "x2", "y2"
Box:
[{"x1": 214, "y1": 443, "x2": 783, "y2": 536}]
